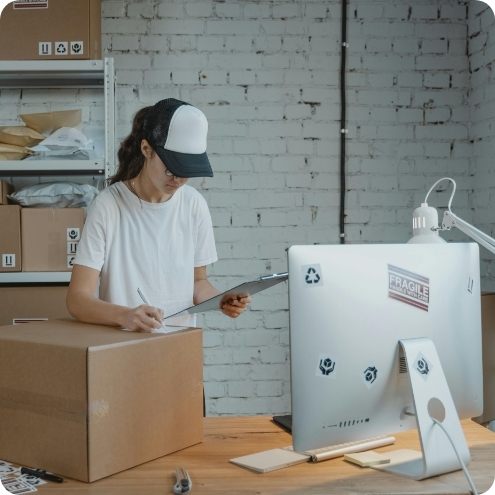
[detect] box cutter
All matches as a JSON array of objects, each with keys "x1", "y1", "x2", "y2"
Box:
[{"x1": 173, "y1": 467, "x2": 192, "y2": 494}]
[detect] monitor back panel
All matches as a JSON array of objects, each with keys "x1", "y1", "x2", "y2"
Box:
[{"x1": 288, "y1": 243, "x2": 482, "y2": 453}]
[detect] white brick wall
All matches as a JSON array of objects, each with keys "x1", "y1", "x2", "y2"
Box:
[
  {"x1": 469, "y1": 2, "x2": 495, "y2": 292},
  {"x1": 1, "y1": 0, "x2": 486, "y2": 416},
  {"x1": 133, "y1": 0, "x2": 471, "y2": 416}
]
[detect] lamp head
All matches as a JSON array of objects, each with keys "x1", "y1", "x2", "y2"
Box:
[{"x1": 407, "y1": 203, "x2": 446, "y2": 244}]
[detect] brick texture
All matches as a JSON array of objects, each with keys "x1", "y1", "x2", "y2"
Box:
[
  {"x1": 469, "y1": 3, "x2": 495, "y2": 292},
  {"x1": 0, "y1": 0, "x2": 488, "y2": 416}
]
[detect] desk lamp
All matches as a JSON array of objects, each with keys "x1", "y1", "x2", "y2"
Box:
[
  {"x1": 403, "y1": 176, "x2": 495, "y2": 494},
  {"x1": 407, "y1": 177, "x2": 495, "y2": 254}
]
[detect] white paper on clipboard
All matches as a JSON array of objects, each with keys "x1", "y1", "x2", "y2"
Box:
[{"x1": 163, "y1": 272, "x2": 288, "y2": 321}]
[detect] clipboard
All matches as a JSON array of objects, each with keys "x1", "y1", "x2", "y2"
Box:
[{"x1": 164, "y1": 272, "x2": 288, "y2": 321}]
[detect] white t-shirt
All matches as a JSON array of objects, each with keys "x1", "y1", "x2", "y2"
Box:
[{"x1": 74, "y1": 181, "x2": 218, "y2": 326}]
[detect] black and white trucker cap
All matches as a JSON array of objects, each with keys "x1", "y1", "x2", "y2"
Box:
[{"x1": 143, "y1": 98, "x2": 213, "y2": 178}]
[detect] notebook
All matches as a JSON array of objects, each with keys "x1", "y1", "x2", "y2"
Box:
[{"x1": 230, "y1": 449, "x2": 310, "y2": 473}]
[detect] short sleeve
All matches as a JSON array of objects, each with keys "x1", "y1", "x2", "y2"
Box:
[
  {"x1": 194, "y1": 197, "x2": 218, "y2": 267},
  {"x1": 73, "y1": 197, "x2": 107, "y2": 272}
]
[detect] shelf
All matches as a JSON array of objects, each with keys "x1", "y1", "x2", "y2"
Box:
[
  {"x1": 0, "y1": 159, "x2": 105, "y2": 176},
  {"x1": 0, "y1": 272, "x2": 71, "y2": 283},
  {"x1": 0, "y1": 60, "x2": 105, "y2": 88}
]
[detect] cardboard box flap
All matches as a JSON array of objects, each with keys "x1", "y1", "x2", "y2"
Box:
[{"x1": 0, "y1": 319, "x2": 168, "y2": 349}]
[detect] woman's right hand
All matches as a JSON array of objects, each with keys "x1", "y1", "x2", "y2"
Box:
[{"x1": 121, "y1": 304, "x2": 164, "y2": 332}]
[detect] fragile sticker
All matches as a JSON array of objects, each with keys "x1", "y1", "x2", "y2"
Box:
[
  {"x1": 316, "y1": 353, "x2": 339, "y2": 380},
  {"x1": 71, "y1": 41, "x2": 84, "y2": 55},
  {"x1": 388, "y1": 264, "x2": 429, "y2": 312},
  {"x1": 67, "y1": 228, "x2": 80, "y2": 241},
  {"x1": 67, "y1": 256, "x2": 76, "y2": 269}
]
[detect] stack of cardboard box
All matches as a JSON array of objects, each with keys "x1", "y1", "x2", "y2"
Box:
[{"x1": 0, "y1": 180, "x2": 85, "y2": 325}]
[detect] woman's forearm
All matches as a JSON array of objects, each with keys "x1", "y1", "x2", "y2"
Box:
[
  {"x1": 67, "y1": 290, "x2": 128, "y2": 327},
  {"x1": 193, "y1": 279, "x2": 221, "y2": 305}
]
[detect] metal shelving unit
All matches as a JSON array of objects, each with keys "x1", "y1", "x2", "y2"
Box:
[
  {"x1": 0, "y1": 58, "x2": 116, "y2": 284},
  {"x1": 0, "y1": 58, "x2": 115, "y2": 180},
  {"x1": 0, "y1": 272, "x2": 71, "y2": 284}
]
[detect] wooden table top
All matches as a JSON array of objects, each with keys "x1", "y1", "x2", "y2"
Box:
[{"x1": 6, "y1": 417, "x2": 495, "y2": 494}]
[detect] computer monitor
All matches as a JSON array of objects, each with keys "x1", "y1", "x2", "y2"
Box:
[{"x1": 288, "y1": 243, "x2": 483, "y2": 454}]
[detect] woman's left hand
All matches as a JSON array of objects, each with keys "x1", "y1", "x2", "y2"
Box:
[{"x1": 220, "y1": 292, "x2": 251, "y2": 318}]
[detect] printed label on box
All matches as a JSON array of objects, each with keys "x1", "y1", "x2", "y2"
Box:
[
  {"x1": 68, "y1": 256, "x2": 76, "y2": 269},
  {"x1": 2, "y1": 254, "x2": 15, "y2": 268},
  {"x1": 14, "y1": 0, "x2": 48, "y2": 9},
  {"x1": 39, "y1": 42, "x2": 51, "y2": 56},
  {"x1": 68, "y1": 242, "x2": 78, "y2": 255},
  {"x1": 67, "y1": 228, "x2": 80, "y2": 241},
  {"x1": 55, "y1": 42, "x2": 68, "y2": 55},
  {"x1": 71, "y1": 41, "x2": 84, "y2": 55}
]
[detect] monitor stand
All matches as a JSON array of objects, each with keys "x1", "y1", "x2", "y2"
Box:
[{"x1": 374, "y1": 337, "x2": 471, "y2": 480}]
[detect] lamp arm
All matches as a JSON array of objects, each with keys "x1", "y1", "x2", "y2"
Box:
[{"x1": 442, "y1": 211, "x2": 495, "y2": 255}]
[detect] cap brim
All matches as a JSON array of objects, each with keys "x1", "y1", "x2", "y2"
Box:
[{"x1": 155, "y1": 147, "x2": 213, "y2": 178}]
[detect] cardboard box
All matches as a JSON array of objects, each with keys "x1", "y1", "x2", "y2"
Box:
[
  {"x1": 474, "y1": 293, "x2": 495, "y2": 424},
  {"x1": 0, "y1": 205, "x2": 21, "y2": 272},
  {"x1": 21, "y1": 208, "x2": 85, "y2": 272},
  {"x1": 0, "y1": 0, "x2": 101, "y2": 60},
  {"x1": 0, "y1": 320, "x2": 204, "y2": 482},
  {"x1": 0, "y1": 181, "x2": 13, "y2": 205},
  {"x1": 0, "y1": 285, "x2": 70, "y2": 326}
]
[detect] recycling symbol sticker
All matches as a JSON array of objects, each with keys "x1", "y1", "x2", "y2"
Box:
[{"x1": 301, "y1": 264, "x2": 323, "y2": 288}]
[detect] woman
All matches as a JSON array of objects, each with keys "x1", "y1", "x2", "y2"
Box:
[{"x1": 67, "y1": 98, "x2": 250, "y2": 331}]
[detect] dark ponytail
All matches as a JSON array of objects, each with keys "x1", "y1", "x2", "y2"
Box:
[{"x1": 108, "y1": 106, "x2": 153, "y2": 185}]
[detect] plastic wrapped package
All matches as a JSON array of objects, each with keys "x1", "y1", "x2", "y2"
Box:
[{"x1": 8, "y1": 182, "x2": 100, "y2": 208}]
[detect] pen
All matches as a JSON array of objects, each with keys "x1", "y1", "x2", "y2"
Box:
[
  {"x1": 20, "y1": 467, "x2": 63, "y2": 483},
  {"x1": 137, "y1": 287, "x2": 166, "y2": 330}
]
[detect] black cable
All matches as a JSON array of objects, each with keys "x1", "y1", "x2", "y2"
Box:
[{"x1": 339, "y1": 0, "x2": 348, "y2": 244}]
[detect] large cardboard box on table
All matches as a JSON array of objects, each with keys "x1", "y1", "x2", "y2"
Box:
[
  {"x1": 0, "y1": 320, "x2": 204, "y2": 482},
  {"x1": 0, "y1": 205, "x2": 21, "y2": 272},
  {"x1": 0, "y1": 285, "x2": 70, "y2": 326},
  {"x1": 0, "y1": 0, "x2": 101, "y2": 60},
  {"x1": 474, "y1": 293, "x2": 495, "y2": 425},
  {"x1": 21, "y1": 208, "x2": 85, "y2": 272}
]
